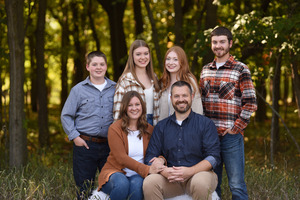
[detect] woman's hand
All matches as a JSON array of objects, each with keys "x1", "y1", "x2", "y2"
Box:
[{"x1": 148, "y1": 157, "x2": 166, "y2": 174}]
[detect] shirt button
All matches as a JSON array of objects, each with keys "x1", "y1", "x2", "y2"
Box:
[
  {"x1": 179, "y1": 138, "x2": 181, "y2": 141},
  {"x1": 178, "y1": 149, "x2": 181, "y2": 152},
  {"x1": 178, "y1": 161, "x2": 181, "y2": 164},
  {"x1": 101, "y1": 106, "x2": 103, "y2": 108}
]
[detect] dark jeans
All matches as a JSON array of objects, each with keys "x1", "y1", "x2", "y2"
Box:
[{"x1": 73, "y1": 141, "x2": 110, "y2": 199}]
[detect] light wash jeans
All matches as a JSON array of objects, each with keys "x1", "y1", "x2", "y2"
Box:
[
  {"x1": 215, "y1": 133, "x2": 248, "y2": 200},
  {"x1": 102, "y1": 172, "x2": 144, "y2": 200}
]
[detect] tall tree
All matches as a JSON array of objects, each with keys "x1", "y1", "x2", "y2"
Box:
[
  {"x1": 70, "y1": 2, "x2": 87, "y2": 85},
  {"x1": 5, "y1": 0, "x2": 27, "y2": 166},
  {"x1": 143, "y1": 0, "x2": 163, "y2": 70},
  {"x1": 36, "y1": 0, "x2": 49, "y2": 147},
  {"x1": 270, "y1": 52, "x2": 282, "y2": 165},
  {"x1": 97, "y1": 0, "x2": 128, "y2": 81},
  {"x1": 174, "y1": 0, "x2": 183, "y2": 46},
  {"x1": 291, "y1": 53, "x2": 300, "y2": 120},
  {"x1": 59, "y1": 0, "x2": 70, "y2": 110},
  {"x1": 202, "y1": 0, "x2": 217, "y2": 66},
  {"x1": 88, "y1": 0, "x2": 100, "y2": 51},
  {"x1": 133, "y1": 0, "x2": 144, "y2": 37}
]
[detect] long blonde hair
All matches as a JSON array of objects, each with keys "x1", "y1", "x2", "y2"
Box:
[
  {"x1": 160, "y1": 46, "x2": 198, "y2": 93},
  {"x1": 119, "y1": 40, "x2": 160, "y2": 92}
]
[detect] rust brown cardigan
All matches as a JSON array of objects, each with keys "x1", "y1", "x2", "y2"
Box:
[{"x1": 97, "y1": 119, "x2": 153, "y2": 191}]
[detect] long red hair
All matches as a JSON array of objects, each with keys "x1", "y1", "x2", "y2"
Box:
[{"x1": 160, "y1": 46, "x2": 198, "y2": 94}]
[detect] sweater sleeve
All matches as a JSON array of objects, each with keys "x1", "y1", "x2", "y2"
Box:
[
  {"x1": 108, "y1": 122, "x2": 150, "y2": 178},
  {"x1": 113, "y1": 81, "x2": 125, "y2": 122}
]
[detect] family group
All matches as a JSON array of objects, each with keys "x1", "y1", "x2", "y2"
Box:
[{"x1": 61, "y1": 26, "x2": 257, "y2": 200}]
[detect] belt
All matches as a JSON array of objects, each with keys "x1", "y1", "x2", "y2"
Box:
[{"x1": 80, "y1": 135, "x2": 107, "y2": 143}]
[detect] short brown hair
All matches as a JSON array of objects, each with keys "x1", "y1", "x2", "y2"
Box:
[{"x1": 86, "y1": 51, "x2": 107, "y2": 65}]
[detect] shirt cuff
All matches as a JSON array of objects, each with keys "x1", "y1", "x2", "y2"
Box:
[
  {"x1": 204, "y1": 156, "x2": 217, "y2": 169},
  {"x1": 231, "y1": 125, "x2": 241, "y2": 134},
  {"x1": 69, "y1": 131, "x2": 80, "y2": 141}
]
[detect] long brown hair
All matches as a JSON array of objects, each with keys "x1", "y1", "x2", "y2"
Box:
[
  {"x1": 159, "y1": 46, "x2": 198, "y2": 94},
  {"x1": 119, "y1": 39, "x2": 160, "y2": 92},
  {"x1": 119, "y1": 91, "x2": 150, "y2": 139}
]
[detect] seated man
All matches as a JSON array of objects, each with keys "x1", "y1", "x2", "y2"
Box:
[{"x1": 143, "y1": 81, "x2": 220, "y2": 200}]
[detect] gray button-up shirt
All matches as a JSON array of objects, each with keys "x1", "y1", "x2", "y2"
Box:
[{"x1": 61, "y1": 77, "x2": 116, "y2": 140}]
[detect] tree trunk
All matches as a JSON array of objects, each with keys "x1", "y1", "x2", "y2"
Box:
[
  {"x1": 143, "y1": 0, "x2": 163, "y2": 70},
  {"x1": 88, "y1": 0, "x2": 100, "y2": 51},
  {"x1": 36, "y1": 0, "x2": 49, "y2": 147},
  {"x1": 255, "y1": 79, "x2": 267, "y2": 122},
  {"x1": 191, "y1": 0, "x2": 207, "y2": 72},
  {"x1": 60, "y1": 3, "x2": 70, "y2": 110},
  {"x1": 174, "y1": 0, "x2": 184, "y2": 47},
  {"x1": 270, "y1": 52, "x2": 282, "y2": 166},
  {"x1": 283, "y1": 67, "x2": 289, "y2": 120},
  {"x1": 202, "y1": 0, "x2": 217, "y2": 66},
  {"x1": 70, "y1": 2, "x2": 86, "y2": 85},
  {"x1": 290, "y1": 52, "x2": 300, "y2": 120},
  {"x1": 28, "y1": 33, "x2": 38, "y2": 112},
  {"x1": 133, "y1": 0, "x2": 144, "y2": 37},
  {"x1": 5, "y1": 0, "x2": 28, "y2": 167},
  {"x1": 97, "y1": 0, "x2": 128, "y2": 81}
]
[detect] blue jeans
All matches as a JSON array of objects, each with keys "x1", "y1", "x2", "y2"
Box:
[
  {"x1": 147, "y1": 114, "x2": 153, "y2": 126},
  {"x1": 102, "y1": 172, "x2": 144, "y2": 200},
  {"x1": 73, "y1": 141, "x2": 109, "y2": 199},
  {"x1": 215, "y1": 133, "x2": 248, "y2": 200}
]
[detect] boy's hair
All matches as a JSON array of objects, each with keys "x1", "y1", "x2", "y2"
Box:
[
  {"x1": 211, "y1": 26, "x2": 233, "y2": 42},
  {"x1": 86, "y1": 51, "x2": 107, "y2": 65},
  {"x1": 171, "y1": 80, "x2": 193, "y2": 95}
]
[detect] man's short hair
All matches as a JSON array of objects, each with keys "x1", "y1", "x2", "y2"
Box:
[
  {"x1": 211, "y1": 26, "x2": 233, "y2": 42},
  {"x1": 171, "y1": 81, "x2": 193, "y2": 95}
]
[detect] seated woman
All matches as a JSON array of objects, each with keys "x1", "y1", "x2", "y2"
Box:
[{"x1": 97, "y1": 91, "x2": 165, "y2": 200}]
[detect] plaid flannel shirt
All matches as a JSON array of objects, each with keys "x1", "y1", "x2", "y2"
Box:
[
  {"x1": 113, "y1": 72, "x2": 160, "y2": 125},
  {"x1": 199, "y1": 55, "x2": 257, "y2": 136}
]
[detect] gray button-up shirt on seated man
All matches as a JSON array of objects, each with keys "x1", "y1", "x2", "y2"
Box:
[{"x1": 143, "y1": 80, "x2": 220, "y2": 200}]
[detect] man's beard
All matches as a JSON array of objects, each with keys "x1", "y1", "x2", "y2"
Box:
[
  {"x1": 213, "y1": 47, "x2": 230, "y2": 58},
  {"x1": 173, "y1": 100, "x2": 191, "y2": 114}
]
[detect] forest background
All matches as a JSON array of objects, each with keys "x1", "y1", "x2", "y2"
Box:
[{"x1": 1, "y1": 0, "x2": 300, "y2": 199}]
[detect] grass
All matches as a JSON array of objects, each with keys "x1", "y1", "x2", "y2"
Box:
[
  {"x1": 0, "y1": 154, "x2": 298, "y2": 199},
  {"x1": 0, "y1": 105, "x2": 299, "y2": 199}
]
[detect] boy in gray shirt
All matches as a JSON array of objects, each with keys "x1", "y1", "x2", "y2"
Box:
[{"x1": 61, "y1": 51, "x2": 116, "y2": 199}]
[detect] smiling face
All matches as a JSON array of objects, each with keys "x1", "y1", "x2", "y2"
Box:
[
  {"x1": 86, "y1": 56, "x2": 107, "y2": 83},
  {"x1": 171, "y1": 85, "x2": 193, "y2": 114},
  {"x1": 165, "y1": 51, "x2": 180, "y2": 74},
  {"x1": 211, "y1": 35, "x2": 232, "y2": 62},
  {"x1": 127, "y1": 96, "x2": 143, "y2": 121},
  {"x1": 133, "y1": 47, "x2": 150, "y2": 69}
]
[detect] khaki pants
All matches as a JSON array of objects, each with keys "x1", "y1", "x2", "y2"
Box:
[{"x1": 143, "y1": 171, "x2": 218, "y2": 200}]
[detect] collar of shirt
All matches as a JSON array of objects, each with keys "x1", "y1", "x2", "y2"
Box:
[
  {"x1": 169, "y1": 110, "x2": 194, "y2": 126},
  {"x1": 82, "y1": 76, "x2": 116, "y2": 90},
  {"x1": 210, "y1": 54, "x2": 235, "y2": 69}
]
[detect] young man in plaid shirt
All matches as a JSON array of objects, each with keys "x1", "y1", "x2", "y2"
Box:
[{"x1": 199, "y1": 26, "x2": 257, "y2": 199}]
